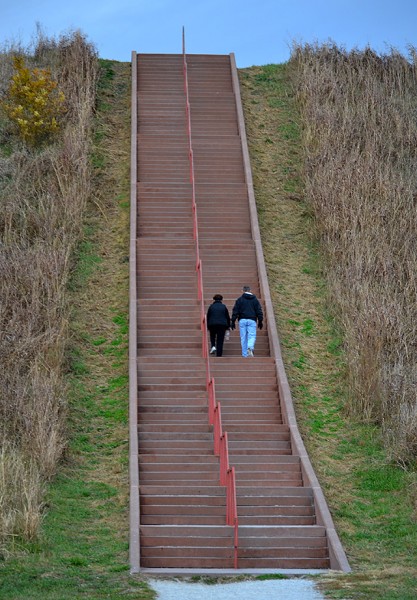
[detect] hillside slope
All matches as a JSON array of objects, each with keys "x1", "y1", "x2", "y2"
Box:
[
  {"x1": 239, "y1": 63, "x2": 417, "y2": 599},
  {"x1": 0, "y1": 56, "x2": 416, "y2": 599}
]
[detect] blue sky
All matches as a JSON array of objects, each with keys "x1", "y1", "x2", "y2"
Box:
[{"x1": 1, "y1": 0, "x2": 417, "y2": 67}]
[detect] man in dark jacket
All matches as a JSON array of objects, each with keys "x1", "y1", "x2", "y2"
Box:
[
  {"x1": 206, "y1": 294, "x2": 231, "y2": 357},
  {"x1": 231, "y1": 285, "x2": 263, "y2": 357}
]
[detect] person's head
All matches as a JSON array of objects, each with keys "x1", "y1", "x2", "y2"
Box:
[
  {"x1": 242, "y1": 285, "x2": 251, "y2": 293},
  {"x1": 213, "y1": 294, "x2": 223, "y2": 302}
]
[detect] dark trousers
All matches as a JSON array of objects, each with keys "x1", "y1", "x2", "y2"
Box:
[{"x1": 209, "y1": 326, "x2": 227, "y2": 356}]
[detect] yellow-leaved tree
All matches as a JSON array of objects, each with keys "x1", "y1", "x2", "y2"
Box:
[{"x1": 2, "y1": 56, "x2": 65, "y2": 147}]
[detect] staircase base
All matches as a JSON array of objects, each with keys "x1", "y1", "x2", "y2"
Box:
[{"x1": 136, "y1": 567, "x2": 330, "y2": 576}]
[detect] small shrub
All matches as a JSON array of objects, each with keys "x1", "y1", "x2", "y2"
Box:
[{"x1": 2, "y1": 56, "x2": 65, "y2": 147}]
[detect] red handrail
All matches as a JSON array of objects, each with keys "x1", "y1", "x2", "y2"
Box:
[
  {"x1": 227, "y1": 467, "x2": 239, "y2": 569},
  {"x1": 213, "y1": 403, "x2": 222, "y2": 456},
  {"x1": 215, "y1": 412, "x2": 239, "y2": 568},
  {"x1": 192, "y1": 202, "x2": 197, "y2": 241},
  {"x1": 219, "y1": 431, "x2": 229, "y2": 485},
  {"x1": 208, "y1": 377, "x2": 216, "y2": 424},
  {"x1": 196, "y1": 258, "x2": 203, "y2": 301},
  {"x1": 201, "y1": 311, "x2": 209, "y2": 362},
  {"x1": 182, "y1": 32, "x2": 238, "y2": 568},
  {"x1": 227, "y1": 466, "x2": 237, "y2": 526}
]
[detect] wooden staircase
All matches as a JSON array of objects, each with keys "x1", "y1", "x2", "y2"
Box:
[
  {"x1": 136, "y1": 54, "x2": 234, "y2": 569},
  {"x1": 132, "y1": 51, "x2": 348, "y2": 572}
]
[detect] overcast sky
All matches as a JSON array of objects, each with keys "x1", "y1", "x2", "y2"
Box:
[{"x1": 1, "y1": 0, "x2": 417, "y2": 67}]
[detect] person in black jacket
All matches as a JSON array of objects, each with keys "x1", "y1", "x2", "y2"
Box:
[
  {"x1": 231, "y1": 285, "x2": 263, "y2": 357},
  {"x1": 206, "y1": 294, "x2": 230, "y2": 357}
]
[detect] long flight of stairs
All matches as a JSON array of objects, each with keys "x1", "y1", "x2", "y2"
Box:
[
  {"x1": 135, "y1": 52, "x2": 332, "y2": 571},
  {"x1": 136, "y1": 55, "x2": 234, "y2": 569}
]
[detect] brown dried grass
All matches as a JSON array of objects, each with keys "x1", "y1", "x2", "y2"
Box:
[
  {"x1": 0, "y1": 30, "x2": 98, "y2": 551},
  {"x1": 0, "y1": 443, "x2": 45, "y2": 548},
  {"x1": 290, "y1": 43, "x2": 417, "y2": 463}
]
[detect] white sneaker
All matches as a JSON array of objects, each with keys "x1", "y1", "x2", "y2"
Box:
[
  {"x1": 247, "y1": 348, "x2": 254, "y2": 357},
  {"x1": 210, "y1": 346, "x2": 216, "y2": 355}
]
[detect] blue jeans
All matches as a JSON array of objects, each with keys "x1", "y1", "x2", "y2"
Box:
[{"x1": 238, "y1": 319, "x2": 257, "y2": 357}]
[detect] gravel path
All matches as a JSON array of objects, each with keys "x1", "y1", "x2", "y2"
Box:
[{"x1": 150, "y1": 578, "x2": 325, "y2": 600}]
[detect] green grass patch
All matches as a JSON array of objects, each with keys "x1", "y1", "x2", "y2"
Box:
[{"x1": 69, "y1": 237, "x2": 102, "y2": 291}]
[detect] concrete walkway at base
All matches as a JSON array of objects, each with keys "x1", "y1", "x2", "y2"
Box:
[{"x1": 150, "y1": 577, "x2": 326, "y2": 600}]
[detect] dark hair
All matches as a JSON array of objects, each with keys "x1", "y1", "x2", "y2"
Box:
[
  {"x1": 243, "y1": 285, "x2": 251, "y2": 292},
  {"x1": 213, "y1": 294, "x2": 223, "y2": 301}
]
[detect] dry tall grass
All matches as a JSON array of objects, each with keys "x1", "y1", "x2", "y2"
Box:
[
  {"x1": 0, "y1": 30, "x2": 98, "y2": 551},
  {"x1": 291, "y1": 43, "x2": 417, "y2": 463}
]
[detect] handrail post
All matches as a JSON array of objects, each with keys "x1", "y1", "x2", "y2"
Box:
[
  {"x1": 233, "y1": 518, "x2": 238, "y2": 568},
  {"x1": 220, "y1": 431, "x2": 229, "y2": 485}
]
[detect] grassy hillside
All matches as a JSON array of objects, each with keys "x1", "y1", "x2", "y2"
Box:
[
  {"x1": 1, "y1": 47, "x2": 416, "y2": 599},
  {"x1": 0, "y1": 55, "x2": 154, "y2": 599},
  {"x1": 0, "y1": 31, "x2": 98, "y2": 555},
  {"x1": 291, "y1": 45, "x2": 417, "y2": 463},
  {"x1": 240, "y1": 59, "x2": 417, "y2": 598}
]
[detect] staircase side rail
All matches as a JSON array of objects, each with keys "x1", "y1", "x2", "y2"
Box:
[
  {"x1": 229, "y1": 51, "x2": 350, "y2": 573},
  {"x1": 129, "y1": 50, "x2": 140, "y2": 574}
]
